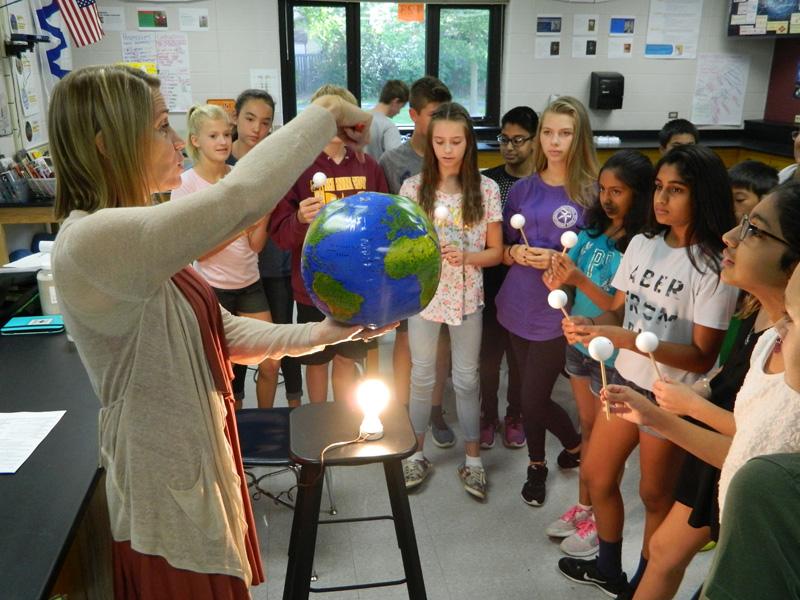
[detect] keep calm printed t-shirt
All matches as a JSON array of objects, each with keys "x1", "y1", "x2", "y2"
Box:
[
  {"x1": 400, "y1": 174, "x2": 502, "y2": 325},
  {"x1": 171, "y1": 168, "x2": 260, "y2": 290},
  {"x1": 611, "y1": 232, "x2": 739, "y2": 391},
  {"x1": 495, "y1": 174, "x2": 586, "y2": 341}
]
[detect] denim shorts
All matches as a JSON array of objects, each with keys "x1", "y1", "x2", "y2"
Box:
[
  {"x1": 564, "y1": 344, "x2": 607, "y2": 396},
  {"x1": 609, "y1": 369, "x2": 665, "y2": 439}
]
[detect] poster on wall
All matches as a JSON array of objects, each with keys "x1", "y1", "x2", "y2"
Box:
[
  {"x1": 535, "y1": 36, "x2": 561, "y2": 59},
  {"x1": 13, "y1": 53, "x2": 43, "y2": 118},
  {"x1": 122, "y1": 30, "x2": 157, "y2": 63},
  {"x1": 137, "y1": 7, "x2": 168, "y2": 30},
  {"x1": 536, "y1": 15, "x2": 563, "y2": 36},
  {"x1": 572, "y1": 38, "x2": 598, "y2": 58},
  {"x1": 99, "y1": 6, "x2": 125, "y2": 31},
  {"x1": 573, "y1": 14, "x2": 599, "y2": 36},
  {"x1": 609, "y1": 16, "x2": 636, "y2": 36},
  {"x1": 156, "y1": 32, "x2": 191, "y2": 112},
  {"x1": 179, "y1": 8, "x2": 209, "y2": 32},
  {"x1": 608, "y1": 37, "x2": 634, "y2": 59},
  {"x1": 644, "y1": 0, "x2": 703, "y2": 59},
  {"x1": 728, "y1": 0, "x2": 800, "y2": 36},
  {"x1": 691, "y1": 53, "x2": 750, "y2": 126}
]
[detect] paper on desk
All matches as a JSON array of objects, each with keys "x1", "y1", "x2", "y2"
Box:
[
  {"x1": 2, "y1": 251, "x2": 46, "y2": 270},
  {"x1": 0, "y1": 411, "x2": 65, "y2": 473}
]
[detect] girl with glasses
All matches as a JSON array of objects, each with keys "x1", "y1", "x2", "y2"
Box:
[
  {"x1": 603, "y1": 180, "x2": 800, "y2": 600},
  {"x1": 557, "y1": 145, "x2": 740, "y2": 597}
]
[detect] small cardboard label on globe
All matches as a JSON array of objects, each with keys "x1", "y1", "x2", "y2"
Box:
[{"x1": 301, "y1": 192, "x2": 443, "y2": 328}]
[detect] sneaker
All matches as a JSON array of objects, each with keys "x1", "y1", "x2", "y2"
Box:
[
  {"x1": 699, "y1": 540, "x2": 717, "y2": 552},
  {"x1": 480, "y1": 420, "x2": 498, "y2": 449},
  {"x1": 430, "y1": 421, "x2": 456, "y2": 448},
  {"x1": 557, "y1": 557, "x2": 628, "y2": 598},
  {"x1": 521, "y1": 463, "x2": 548, "y2": 506},
  {"x1": 546, "y1": 504, "x2": 592, "y2": 538},
  {"x1": 503, "y1": 415, "x2": 526, "y2": 448},
  {"x1": 458, "y1": 464, "x2": 487, "y2": 500},
  {"x1": 560, "y1": 517, "x2": 599, "y2": 557},
  {"x1": 557, "y1": 447, "x2": 581, "y2": 469},
  {"x1": 403, "y1": 457, "x2": 433, "y2": 490}
]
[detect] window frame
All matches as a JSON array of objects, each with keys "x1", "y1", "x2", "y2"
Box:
[{"x1": 278, "y1": 1, "x2": 503, "y2": 126}]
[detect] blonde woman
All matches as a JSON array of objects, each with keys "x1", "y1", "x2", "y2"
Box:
[
  {"x1": 171, "y1": 104, "x2": 279, "y2": 409},
  {"x1": 495, "y1": 96, "x2": 598, "y2": 507},
  {"x1": 48, "y1": 65, "x2": 389, "y2": 598}
]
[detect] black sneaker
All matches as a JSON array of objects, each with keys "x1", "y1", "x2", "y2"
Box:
[
  {"x1": 557, "y1": 447, "x2": 581, "y2": 469},
  {"x1": 521, "y1": 463, "x2": 548, "y2": 506},
  {"x1": 557, "y1": 557, "x2": 628, "y2": 598}
]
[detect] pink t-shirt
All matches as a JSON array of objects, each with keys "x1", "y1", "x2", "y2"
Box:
[
  {"x1": 171, "y1": 168, "x2": 260, "y2": 289},
  {"x1": 399, "y1": 174, "x2": 502, "y2": 325}
]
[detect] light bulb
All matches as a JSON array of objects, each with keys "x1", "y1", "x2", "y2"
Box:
[{"x1": 356, "y1": 379, "x2": 390, "y2": 440}]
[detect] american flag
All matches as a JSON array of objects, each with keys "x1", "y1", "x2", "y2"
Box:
[{"x1": 55, "y1": 0, "x2": 104, "y2": 47}]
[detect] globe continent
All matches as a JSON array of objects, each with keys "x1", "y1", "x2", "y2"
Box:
[{"x1": 301, "y1": 192, "x2": 441, "y2": 327}]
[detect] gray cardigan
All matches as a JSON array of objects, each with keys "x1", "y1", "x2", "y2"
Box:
[{"x1": 52, "y1": 105, "x2": 336, "y2": 583}]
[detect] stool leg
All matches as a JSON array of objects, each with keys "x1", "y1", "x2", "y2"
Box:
[
  {"x1": 324, "y1": 466, "x2": 337, "y2": 515},
  {"x1": 283, "y1": 463, "x2": 324, "y2": 600},
  {"x1": 384, "y1": 459, "x2": 427, "y2": 599}
]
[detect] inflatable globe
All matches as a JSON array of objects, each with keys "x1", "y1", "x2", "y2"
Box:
[{"x1": 301, "y1": 192, "x2": 442, "y2": 327}]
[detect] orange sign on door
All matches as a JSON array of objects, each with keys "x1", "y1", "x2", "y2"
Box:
[{"x1": 398, "y1": 4, "x2": 424, "y2": 23}]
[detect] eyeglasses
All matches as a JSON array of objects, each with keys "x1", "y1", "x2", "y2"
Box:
[
  {"x1": 775, "y1": 314, "x2": 791, "y2": 341},
  {"x1": 738, "y1": 213, "x2": 791, "y2": 247},
  {"x1": 497, "y1": 134, "x2": 533, "y2": 148}
]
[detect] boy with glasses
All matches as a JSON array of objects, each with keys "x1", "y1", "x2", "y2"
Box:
[{"x1": 479, "y1": 106, "x2": 538, "y2": 449}]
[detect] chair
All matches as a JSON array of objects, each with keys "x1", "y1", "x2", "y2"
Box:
[{"x1": 236, "y1": 407, "x2": 337, "y2": 515}]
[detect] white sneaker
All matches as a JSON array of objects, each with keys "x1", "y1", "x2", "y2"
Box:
[
  {"x1": 546, "y1": 504, "x2": 592, "y2": 538},
  {"x1": 403, "y1": 457, "x2": 433, "y2": 490},
  {"x1": 560, "y1": 516, "x2": 599, "y2": 557}
]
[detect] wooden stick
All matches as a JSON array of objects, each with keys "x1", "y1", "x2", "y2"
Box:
[
  {"x1": 559, "y1": 307, "x2": 570, "y2": 321},
  {"x1": 600, "y1": 362, "x2": 610, "y2": 420},
  {"x1": 648, "y1": 353, "x2": 664, "y2": 380},
  {"x1": 561, "y1": 246, "x2": 568, "y2": 255},
  {"x1": 519, "y1": 229, "x2": 530, "y2": 247}
]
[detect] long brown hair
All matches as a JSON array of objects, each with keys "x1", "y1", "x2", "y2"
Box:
[
  {"x1": 418, "y1": 102, "x2": 483, "y2": 227},
  {"x1": 532, "y1": 96, "x2": 598, "y2": 208},
  {"x1": 49, "y1": 65, "x2": 161, "y2": 219}
]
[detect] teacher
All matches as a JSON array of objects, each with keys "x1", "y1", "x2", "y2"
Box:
[{"x1": 48, "y1": 65, "x2": 390, "y2": 599}]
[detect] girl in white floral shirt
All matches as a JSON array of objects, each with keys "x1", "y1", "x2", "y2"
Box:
[{"x1": 399, "y1": 102, "x2": 503, "y2": 500}]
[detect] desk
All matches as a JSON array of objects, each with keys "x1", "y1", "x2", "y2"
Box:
[
  {"x1": 0, "y1": 334, "x2": 111, "y2": 600},
  {"x1": 0, "y1": 205, "x2": 57, "y2": 264}
]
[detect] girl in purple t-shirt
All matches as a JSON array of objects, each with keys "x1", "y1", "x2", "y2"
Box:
[{"x1": 495, "y1": 96, "x2": 598, "y2": 508}]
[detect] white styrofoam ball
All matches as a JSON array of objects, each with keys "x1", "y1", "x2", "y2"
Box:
[
  {"x1": 560, "y1": 230, "x2": 578, "y2": 249},
  {"x1": 510, "y1": 213, "x2": 526, "y2": 230},
  {"x1": 588, "y1": 336, "x2": 615, "y2": 362},
  {"x1": 312, "y1": 171, "x2": 327, "y2": 188},
  {"x1": 434, "y1": 205, "x2": 449, "y2": 221},
  {"x1": 547, "y1": 289, "x2": 568, "y2": 310},
  {"x1": 635, "y1": 331, "x2": 660, "y2": 354}
]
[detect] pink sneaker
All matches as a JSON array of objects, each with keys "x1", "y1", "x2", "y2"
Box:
[
  {"x1": 503, "y1": 415, "x2": 526, "y2": 448},
  {"x1": 560, "y1": 516, "x2": 599, "y2": 557},
  {"x1": 545, "y1": 504, "x2": 592, "y2": 538},
  {"x1": 480, "y1": 420, "x2": 498, "y2": 449}
]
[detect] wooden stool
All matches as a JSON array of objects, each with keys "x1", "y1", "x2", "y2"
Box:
[{"x1": 282, "y1": 402, "x2": 426, "y2": 599}]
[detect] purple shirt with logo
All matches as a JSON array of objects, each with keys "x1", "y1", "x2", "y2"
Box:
[{"x1": 496, "y1": 173, "x2": 586, "y2": 341}]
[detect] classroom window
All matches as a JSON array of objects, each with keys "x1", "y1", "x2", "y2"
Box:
[{"x1": 279, "y1": 1, "x2": 503, "y2": 126}]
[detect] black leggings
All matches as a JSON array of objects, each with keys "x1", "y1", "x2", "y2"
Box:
[
  {"x1": 262, "y1": 276, "x2": 303, "y2": 399},
  {"x1": 509, "y1": 333, "x2": 580, "y2": 462},
  {"x1": 479, "y1": 305, "x2": 522, "y2": 422}
]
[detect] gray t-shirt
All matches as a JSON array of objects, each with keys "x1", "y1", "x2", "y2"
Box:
[
  {"x1": 379, "y1": 140, "x2": 423, "y2": 194},
  {"x1": 366, "y1": 111, "x2": 403, "y2": 161}
]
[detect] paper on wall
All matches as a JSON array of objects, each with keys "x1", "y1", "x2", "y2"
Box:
[
  {"x1": 156, "y1": 32, "x2": 191, "y2": 112},
  {"x1": 644, "y1": 0, "x2": 703, "y2": 59},
  {"x1": 99, "y1": 6, "x2": 126, "y2": 31},
  {"x1": 691, "y1": 53, "x2": 750, "y2": 126},
  {"x1": 179, "y1": 8, "x2": 209, "y2": 32}
]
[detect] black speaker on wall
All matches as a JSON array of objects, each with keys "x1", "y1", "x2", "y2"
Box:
[{"x1": 589, "y1": 72, "x2": 624, "y2": 110}]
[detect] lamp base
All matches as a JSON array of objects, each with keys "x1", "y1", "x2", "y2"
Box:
[{"x1": 360, "y1": 428, "x2": 384, "y2": 441}]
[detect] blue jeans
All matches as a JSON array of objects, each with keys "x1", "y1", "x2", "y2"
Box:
[{"x1": 408, "y1": 312, "x2": 483, "y2": 443}]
